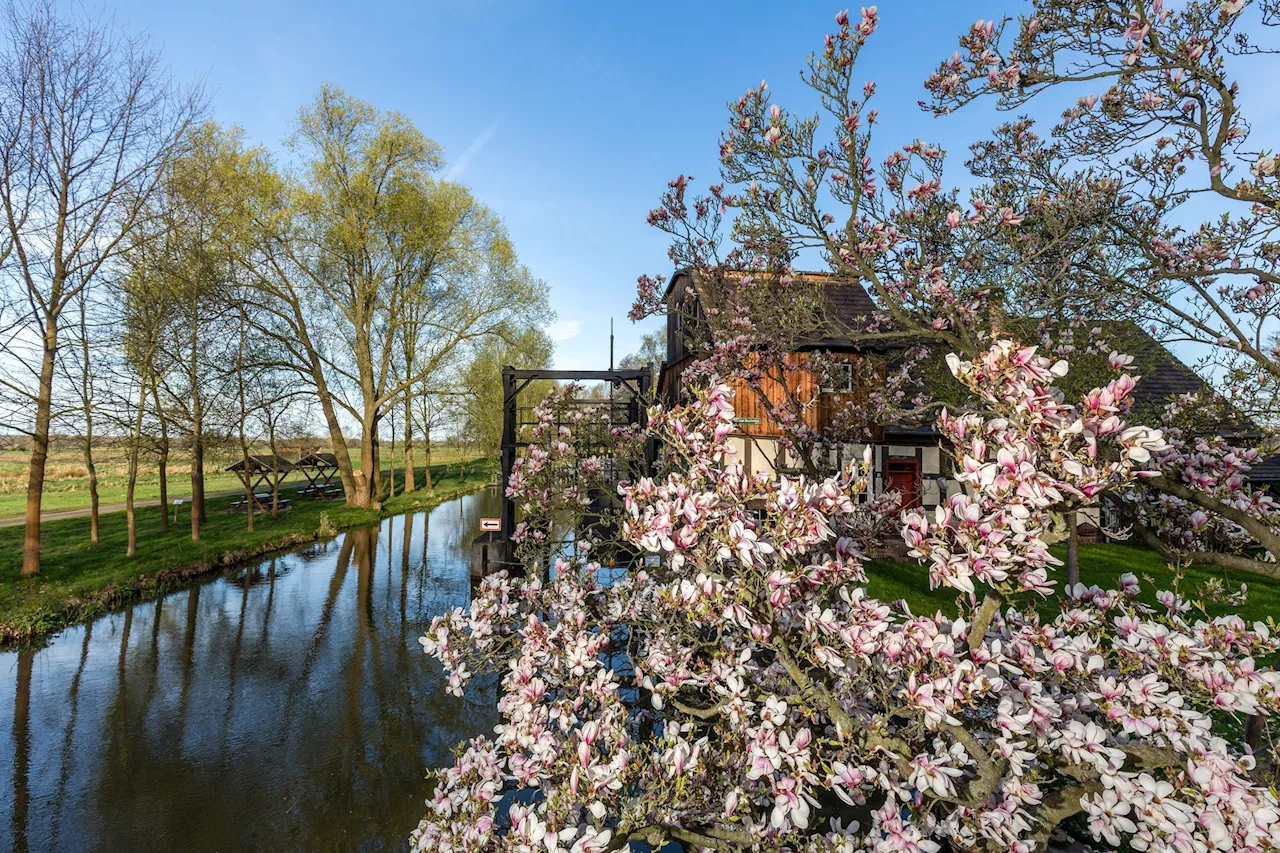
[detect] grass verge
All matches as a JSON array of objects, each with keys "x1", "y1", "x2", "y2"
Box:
[
  {"x1": 865, "y1": 540, "x2": 1280, "y2": 626},
  {"x1": 0, "y1": 459, "x2": 498, "y2": 647}
]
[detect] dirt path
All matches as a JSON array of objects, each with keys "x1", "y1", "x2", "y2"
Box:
[{"x1": 0, "y1": 489, "x2": 250, "y2": 528}]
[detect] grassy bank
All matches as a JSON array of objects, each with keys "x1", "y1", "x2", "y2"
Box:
[
  {"x1": 0, "y1": 458, "x2": 498, "y2": 646},
  {"x1": 865, "y1": 540, "x2": 1280, "y2": 626}
]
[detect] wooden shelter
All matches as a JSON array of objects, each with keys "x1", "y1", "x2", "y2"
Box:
[
  {"x1": 295, "y1": 452, "x2": 343, "y2": 499},
  {"x1": 225, "y1": 455, "x2": 296, "y2": 512}
]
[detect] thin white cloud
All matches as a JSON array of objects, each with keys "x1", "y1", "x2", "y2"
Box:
[
  {"x1": 545, "y1": 320, "x2": 581, "y2": 342},
  {"x1": 444, "y1": 121, "x2": 500, "y2": 181}
]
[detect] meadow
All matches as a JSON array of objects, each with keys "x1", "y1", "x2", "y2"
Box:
[{"x1": 0, "y1": 440, "x2": 471, "y2": 520}]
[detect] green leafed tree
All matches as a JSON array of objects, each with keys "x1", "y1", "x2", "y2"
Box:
[
  {"x1": 245, "y1": 84, "x2": 551, "y2": 508},
  {"x1": 460, "y1": 327, "x2": 555, "y2": 456}
]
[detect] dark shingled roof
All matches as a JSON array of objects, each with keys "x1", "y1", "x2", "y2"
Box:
[
  {"x1": 1099, "y1": 323, "x2": 1212, "y2": 417},
  {"x1": 806, "y1": 279, "x2": 881, "y2": 348},
  {"x1": 665, "y1": 270, "x2": 885, "y2": 350},
  {"x1": 1251, "y1": 455, "x2": 1280, "y2": 485},
  {"x1": 663, "y1": 270, "x2": 1275, "y2": 474},
  {"x1": 1137, "y1": 354, "x2": 1208, "y2": 403},
  {"x1": 297, "y1": 452, "x2": 340, "y2": 467}
]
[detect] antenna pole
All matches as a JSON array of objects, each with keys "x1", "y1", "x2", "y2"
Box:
[{"x1": 609, "y1": 318, "x2": 614, "y2": 371}]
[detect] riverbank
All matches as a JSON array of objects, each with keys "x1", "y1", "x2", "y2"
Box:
[{"x1": 0, "y1": 459, "x2": 498, "y2": 646}]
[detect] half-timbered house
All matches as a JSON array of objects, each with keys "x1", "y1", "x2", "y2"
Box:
[{"x1": 657, "y1": 270, "x2": 1251, "y2": 520}]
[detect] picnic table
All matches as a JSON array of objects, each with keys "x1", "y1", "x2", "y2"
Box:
[
  {"x1": 224, "y1": 456, "x2": 296, "y2": 513},
  {"x1": 295, "y1": 452, "x2": 343, "y2": 499},
  {"x1": 228, "y1": 492, "x2": 294, "y2": 512}
]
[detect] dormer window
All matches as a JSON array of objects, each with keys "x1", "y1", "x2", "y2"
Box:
[{"x1": 820, "y1": 362, "x2": 853, "y2": 393}]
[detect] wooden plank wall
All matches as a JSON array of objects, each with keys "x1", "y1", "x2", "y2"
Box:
[{"x1": 665, "y1": 352, "x2": 881, "y2": 438}]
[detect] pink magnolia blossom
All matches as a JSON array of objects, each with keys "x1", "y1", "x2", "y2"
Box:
[{"x1": 414, "y1": 347, "x2": 1280, "y2": 853}]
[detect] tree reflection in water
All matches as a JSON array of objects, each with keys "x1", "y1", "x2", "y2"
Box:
[{"x1": 0, "y1": 488, "x2": 502, "y2": 853}]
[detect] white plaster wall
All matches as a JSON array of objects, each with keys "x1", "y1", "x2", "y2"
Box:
[
  {"x1": 730, "y1": 434, "x2": 780, "y2": 479},
  {"x1": 753, "y1": 437, "x2": 778, "y2": 479}
]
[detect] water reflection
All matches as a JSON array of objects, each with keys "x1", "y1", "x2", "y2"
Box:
[{"x1": 0, "y1": 488, "x2": 502, "y2": 853}]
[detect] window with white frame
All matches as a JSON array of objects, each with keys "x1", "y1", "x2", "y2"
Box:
[{"x1": 820, "y1": 361, "x2": 853, "y2": 393}]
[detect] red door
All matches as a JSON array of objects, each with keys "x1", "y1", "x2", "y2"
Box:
[{"x1": 886, "y1": 459, "x2": 921, "y2": 509}]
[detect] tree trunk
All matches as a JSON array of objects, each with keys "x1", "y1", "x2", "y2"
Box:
[
  {"x1": 403, "y1": 393, "x2": 416, "y2": 493},
  {"x1": 21, "y1": 319, "x2": 57, "y2": 576},
  {"x1": 268, "y1": 426, "x2": 280, "y2": 518},
  {"x1": 152, "y1": 385, "x2": 170, "y2": 534},
  {"x1": 79, "y1": 303, "x2": 100, "y2": 544},
  {"x1": 126, "y1": 379, "x2": 148, "y2": 557},
  {"x1": 236, "y1": 319, "x2": 254, "y2": 533},
  {"x1": 190, "y1": 390, "x2": 204, "y2": 540},
  {"x1": 369, "y1": 417, "x2": 383, "y2": 501},
  {"x1": 1065, "y1": 509, "x2": 1080, "y2": 589},
  {"x1": 238, "y1": 433, "x2": 254, "y2": 533},
  {"x1": 423, "y1": 418, "x2": 433, "y2": 491},
  {"x1": 194, "y1": 421, "x2": 207, "y2": 522},
  {"x1": 308, "y1": 355, "x2": 363, "y2": 508},
  {"x1": 83, "y1": 429, "x2": 99, "y2": 544},
  {"x1": 190, "y1": 310, "x2": 207, "y2": 531},
  {"x1": 361, "y1": 422, "x2": 378, "y2": 509},
  {"x1": 388, "y1": 417, "x2": 397, "y2": 499},
  {"x1": 241, "y1": 469, "x2": 255, "y2": 532}
]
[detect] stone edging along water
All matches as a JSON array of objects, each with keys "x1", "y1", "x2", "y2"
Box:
[{"x1": 0, "y1": 472, "x2": 495, "y2": 649}]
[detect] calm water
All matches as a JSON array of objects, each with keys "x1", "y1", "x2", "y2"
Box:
[{"x1": 0, "y1": 488, "x2": 502, "y2": 853}]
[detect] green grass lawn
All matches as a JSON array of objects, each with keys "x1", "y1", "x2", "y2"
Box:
[
  {"x1": 0, "y1": 458, "x2": 497, "y2": 645},
  {"x1": 865, "y1": 540, "x2": 1280, "y2": 627}
]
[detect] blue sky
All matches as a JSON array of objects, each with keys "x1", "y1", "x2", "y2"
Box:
[
  {"x1": 98, "y1": 0, "x2": 1270, "y2": 370},
  {"x1": 97, "y1": 0, "x2": 1034, "y2": 368}
]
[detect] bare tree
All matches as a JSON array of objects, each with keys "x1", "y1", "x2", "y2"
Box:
[{"x1": 0, "y1": 1, "x2": 201, "y2": 574}]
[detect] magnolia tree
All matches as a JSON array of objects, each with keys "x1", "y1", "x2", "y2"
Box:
[
  {"x1": 923, "y1": 0, "x2": 1280, "y2": 577},
  {"x1": 413, "y1": 341, "x2": 1280, "y2": 853},
  {"x1": 926, "y1": 0, "x2": 1280, "y2": 428},
  {"x1": 633, "y1": 4, "x2": 1280, "y2": 579},
  {"x1": 1119, "y1": 392, "x2": 1280, "y2": 575}
]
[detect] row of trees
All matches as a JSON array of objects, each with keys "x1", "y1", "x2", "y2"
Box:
[{"x1": 0, "y1": 1, "x2": 554, "y2": 575}]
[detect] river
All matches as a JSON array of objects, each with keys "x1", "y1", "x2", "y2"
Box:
[{"x1": 0, "y1": 488, "x2": 503, "y2": 853}]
